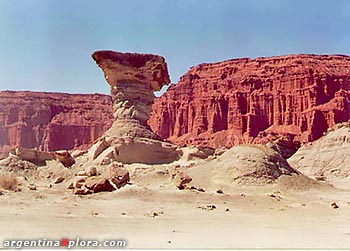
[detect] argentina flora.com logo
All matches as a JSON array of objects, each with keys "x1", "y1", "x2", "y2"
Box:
[{"x1": 3, "y1": 238, "x2": 127, "y2": 249}]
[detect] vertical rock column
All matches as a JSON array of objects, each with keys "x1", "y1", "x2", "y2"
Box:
[{"x1": 92, "y1": 50, "x2": 170, "y2": 140}]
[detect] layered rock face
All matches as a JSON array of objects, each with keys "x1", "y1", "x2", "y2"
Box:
[
  {"x1": 150, "y1": 54, "x2": 350, "y2": 147},
  {"x1": 92, "y1": 50, "x2": 170, "y2": 140},
  {"x1": 0, "y1": 91, "x2": 113, "y2": 158},
  {"x1": 91, "y1": 50, "x2": 180, "y2": 164}
]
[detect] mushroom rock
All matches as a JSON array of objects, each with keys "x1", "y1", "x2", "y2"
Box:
[
  {"x1": 92, "y1": 50, "x2": 170, "y2": 139},
  {"x1": 91, "y1": 50, "x2": 180, "y2": 164}
]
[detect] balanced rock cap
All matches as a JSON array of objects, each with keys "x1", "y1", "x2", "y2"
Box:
[{"x1": 92, "y1": 50, "x2": 171, "y2": 91}]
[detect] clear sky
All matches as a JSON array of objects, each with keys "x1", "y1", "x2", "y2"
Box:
[{"x1": 0, "y1": 0, "x2": 349, "y2": 96}]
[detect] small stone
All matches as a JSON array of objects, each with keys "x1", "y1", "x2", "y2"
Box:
[
  {"x1": 197, "y1": 188, "x2": 205, "y2": 192},
  {"x1": 225, "y1": 208, "x2": 230, "y2": 212},
  {"x1": 74, "y1": 188, "x2": 93, "y2": 195},
  {"x1": 76, "y1": 171, "x2": 87, "y2": 176},
  {"x1": 54, "y1": 176, "x2": 65, "y2": 184},
  {"x1": 331, "y1": 202, "x2": 339, "y2": 209},
  {"x1": 86, "y1": 166, "x2": 97, "y2": 177},
  {"x1": 28, "y1": 184, "x2": 37, "y2": 190},
  {"x1": 67, "y1": 182, "x2": 74, "y2": 189},
  {"x1": 216, "y1": 189, "x2": 223, "y2": 194}
]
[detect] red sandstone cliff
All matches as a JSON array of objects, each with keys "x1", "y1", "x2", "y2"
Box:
[
  {"x1": 0, "y1": 91, "x2": 113, "y2": 158},
  {"x1": 149, "y1": 54, "x2": 350, "y2": 148}
]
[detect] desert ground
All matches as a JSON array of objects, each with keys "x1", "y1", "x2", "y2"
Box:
[{"x1": 1, "y1": 151, "x2": 350, "y2": 249}]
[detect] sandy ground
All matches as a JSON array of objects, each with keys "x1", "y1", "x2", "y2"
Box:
[{"x1": 1, "y1": 181, "x2": 350, "y2": 249}]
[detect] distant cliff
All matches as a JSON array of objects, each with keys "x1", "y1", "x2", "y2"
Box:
[
  {"x1": 2, "y1": 54, "x2": 350, "y2": 157},
  {"x1": 150, "y1": 54, "x2": 350, "y2": 147},
  {"x1": 0, "y1": 91, "x2": 113, "y2": 158}
]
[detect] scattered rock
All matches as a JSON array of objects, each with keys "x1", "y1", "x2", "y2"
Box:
[
  {"x1": 27, "y1": 184, "x2": 37, "y2": 191},
  {"x1": 67, "y1": 183, "x2": 74, "y2": 189},
  {"x1": 84, "y1": 177, "x2": 116, "y2": 193},
  {"x1": 54, "y1": 150, "x2": 75, "y2": 167},
  {"x1": 109, "y1": 168, "x2": 130, "y2": 189},
  {"x1": 216, "y1": 189, "x2": 224, "y2": 194},
  {"x1": 54, "y1": 176, "x2": 65, "y2": 184},
  {"x1": 197, "y1": 187, "x2": 205, "y2": 192},
  {"x1": 76, "y1": 171, "x2": 87, "y2": 176},
  {"x1": 173, "y1": 172, "x2": 192, "y2": 190},
  {"x1": 74, "y1": 188, "x2": 93, "y2": 195},
  {"x1": 85, "y1": 166, "x2": 98, "y2": 177},
  {"x1": 198, "y1": 205, "x2": 216, "y2": 211},
  {"x1": 268, "y1": 192, "x2": 282, "y2": 201},
  {"x1": 331, "y1": 202, "x2": 339, "y2": 209}
]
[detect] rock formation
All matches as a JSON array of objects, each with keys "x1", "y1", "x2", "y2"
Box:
[
  {"x1": 182, "y1": 145, "x2": 300, "y2": 190},
  {"x1": 0, "y1": 91, "x2": 113, "y2": 159},
  {"x1": 288, "y1": 122, "x2": 350, "y2": 180},
  {"x1": 92, "y1": 50, "x2": 170, "y2": 139},
  {"x1": 150, "y1": 54, "x2": 350, "y2": 148},
  {"x1": 90, "y1": 50, "x2": 181, "y2": 164}
]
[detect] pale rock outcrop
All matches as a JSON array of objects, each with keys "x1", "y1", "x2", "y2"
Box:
[
  {"x1": 90, "y1": 51, "x2": 181, "y2": 164},
  {"x1": 288, "y1": 122, "x2": 350, "y2": 179}
]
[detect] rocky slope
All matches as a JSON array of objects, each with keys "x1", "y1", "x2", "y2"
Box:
[
  {"x1": 150, "y1": 54, "x2": 350, "y2": 148},
  {"x1": 288, "y1": 122, "x2": 350, "y2": 180},
  {"x1": 0, "y1": 91, "x2": 113, "y2": 158}
]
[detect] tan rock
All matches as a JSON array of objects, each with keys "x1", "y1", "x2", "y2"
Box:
[
  {"x1": 85, "y1": 166, "x2": 97, "y2": 177},
  {"x1": 71, "y1": 149, "x2": 88, "y2": 158},
  {"x1": 27, "y1": 184, "x2": 37, "y2": 190},
  {"x1": 74, "y1": 188, "x2": 93, "y2": 195},
  {"x1": 288, "y1": 124, "x2": 350, "y2": 181},
  {"x1": 76, "y1": 171, "x2": 87, "y2": 176},
  {"x1": 14, "y1": 147, "x2": 54, "y2": 165},
  {"x1": 173, "y1": 172, "x2": 192, "y2": 190},
  {"x1": 109, "y1": 168, "x2": 130, "y2": 189}
]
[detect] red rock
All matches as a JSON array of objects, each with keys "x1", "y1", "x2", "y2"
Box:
[
  {"x1": 84, "y1": 177, "x2": 116, "y2": 193},
  {"x1": 54, "y1": 150, "x2": 75, "y2": 168},
  {"x1": 150, "y1": 54, "x2": 350, "y2": 147},
  {"x1": 109, "y1": 167, "x2": 130, "y2": 189},
  {"x1": 0, "y1": 91, "x2": 113, "y2": 158}
]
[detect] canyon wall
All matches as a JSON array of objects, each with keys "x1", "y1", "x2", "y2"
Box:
[
  {"x1": 2, "y1": 54, "x2": 350, "y2": 156},
  {"x1": 0, "y1": 91, "x2": 113, "y2": 158},
  {"x1": 149, "y1": 54, "x2": 350, "y2": 147}
]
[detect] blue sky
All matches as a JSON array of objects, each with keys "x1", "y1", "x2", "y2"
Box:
[{"x1": 0, "y1": 0, "x2": 349, "y2": 95}]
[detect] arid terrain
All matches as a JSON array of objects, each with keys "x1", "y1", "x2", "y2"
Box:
[{"x1": 1, "y1": 51, "x2": 350, "y2": 249}]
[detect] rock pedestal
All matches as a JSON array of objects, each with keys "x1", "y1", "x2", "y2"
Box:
[
  {"x1": 92, "y1": 50, "x2": 170, "y2": 140},
  {"x1": 91, "y1": 50, "x2": 180, "y2": 164}
]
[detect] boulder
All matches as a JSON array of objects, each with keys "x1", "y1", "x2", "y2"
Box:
[
  {"x1": 54, "y1": 150, "x2": 75, "y2": 167},
  {"x1": 84, "y1": 177, "x2": 116, "y2": 193},
  {"x1": 109, "y1": 168, "x2": 130, "y2": 189}
]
